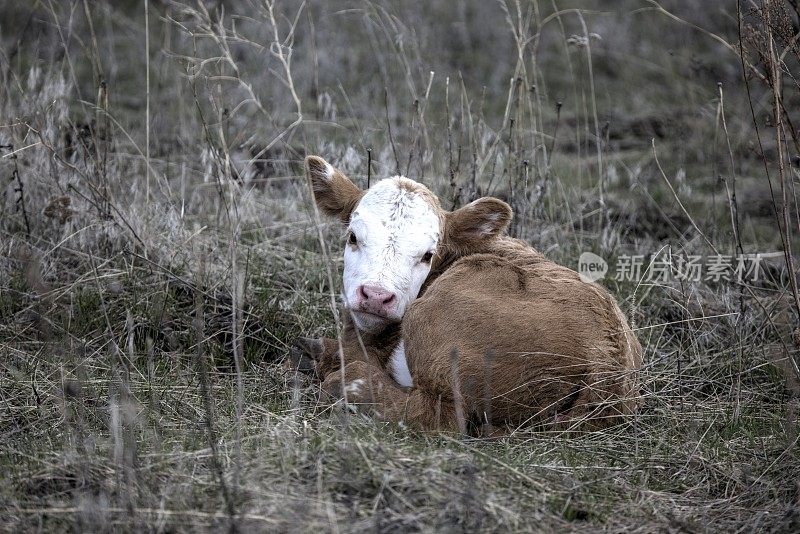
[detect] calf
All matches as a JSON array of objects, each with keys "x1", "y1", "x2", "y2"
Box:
[{"x1": 294, "y1": 155, "x2": 642, "y2": 432}]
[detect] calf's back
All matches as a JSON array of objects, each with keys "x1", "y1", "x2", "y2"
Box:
[{"x1": 404, "y1": 242, "x2": 642, "y2": 430}]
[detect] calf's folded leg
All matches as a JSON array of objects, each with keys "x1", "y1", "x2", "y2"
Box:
[
  {"x1": 286, "y1": 336, "x2": 350, "y2": 378},
  {"x1": 321, "y1": 361, "x2": 459, "y2": 432}
]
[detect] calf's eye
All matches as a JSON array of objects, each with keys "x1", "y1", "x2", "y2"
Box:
[
  {"x1": 347, "y1": 232, "x2": 358, "y2": 246},
  {"x1": 421, "y1": 251, "x2": 434, "y2": 264}
]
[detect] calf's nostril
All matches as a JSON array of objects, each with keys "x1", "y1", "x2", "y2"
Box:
[{"x1": 358, "y1": 285, "x2": 369, "y2": 301}]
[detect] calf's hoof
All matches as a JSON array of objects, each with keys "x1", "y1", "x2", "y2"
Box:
[{"x1": 285, "y1": 337, "x2": 325, "y2": 376}]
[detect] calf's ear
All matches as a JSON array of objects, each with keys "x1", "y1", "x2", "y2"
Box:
[
  {"x1": 305, "y1": 156, "x2": 364, "y2": 223},
  {"x1": 446, "y1": 197, "x2": 512, "y2": 249}
]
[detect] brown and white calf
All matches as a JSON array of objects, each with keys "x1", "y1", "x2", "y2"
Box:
[{"x1": 293, "y1": 155, "x2": 642, "y2": 433}]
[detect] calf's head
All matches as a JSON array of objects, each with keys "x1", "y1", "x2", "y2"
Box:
[{"x1": 306, "y1": 155, "x2": 511, "y2": 333}]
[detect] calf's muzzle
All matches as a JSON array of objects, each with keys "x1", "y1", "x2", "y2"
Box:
[{"x1": 357, "y1": 284, "x2": 397, "y2": 317}]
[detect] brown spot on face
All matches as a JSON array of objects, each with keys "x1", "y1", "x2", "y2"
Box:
[{"x1": 393, "y1": 178, "x2": 444, "y2": 219}]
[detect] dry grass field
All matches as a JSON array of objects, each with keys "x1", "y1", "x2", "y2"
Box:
[{"x1": 1, "y1": 0, "x2": 799, "y2": 531}]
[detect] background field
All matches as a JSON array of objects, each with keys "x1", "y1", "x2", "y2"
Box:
[{"x1": 1, "y1": 0, "x2": 799, "y2": 531}]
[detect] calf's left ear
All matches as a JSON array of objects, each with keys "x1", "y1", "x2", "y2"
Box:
[
  {"x1": 305, "y1": 155, "x2": 364, "y2": 223},
  {"x1": 446, "y1": 197, "x2": 513, "y2": 246}
]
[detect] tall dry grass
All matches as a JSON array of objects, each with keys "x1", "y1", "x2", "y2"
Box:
[{"x1": 1, "y1": 0, "x2": 798, "y2": 531}]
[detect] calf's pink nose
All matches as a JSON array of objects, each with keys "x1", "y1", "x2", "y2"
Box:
[{"x1": 358, "y1": 284, "x2": 397, "y2": 315}]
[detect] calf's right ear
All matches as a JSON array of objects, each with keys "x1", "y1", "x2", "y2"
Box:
[
  {"x1": 445, "y1": 197, "x2": 512, "y2": 251},
  {"x1": 305, "y1": 156, "x2": 364, "y2": 223}
]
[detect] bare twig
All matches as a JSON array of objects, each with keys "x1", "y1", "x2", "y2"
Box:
[
  {"x1": 144, "y1": 0, "x2": 151, "y2": 199},
  {"x1": 1, "y1": 144, "x2": 30, "y2": 236},
  {"x1": 193, "y1": 257, "x2": 237, "y2": 529}
]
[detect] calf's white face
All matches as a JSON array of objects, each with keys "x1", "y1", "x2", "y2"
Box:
[
  {"x1": 344, "y1": 180, "x2": 441, "y2": 332},
  {"x1": 306, "y1": 155, "x2": 512, "y2": 334}
]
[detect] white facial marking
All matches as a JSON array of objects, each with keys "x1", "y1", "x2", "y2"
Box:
[
  {"x1": 390, "y1": 340, "x2": 413, "y2": 388},
  {"x1": 342, "y1": 178, "x2": 440, "y2": 333}
]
